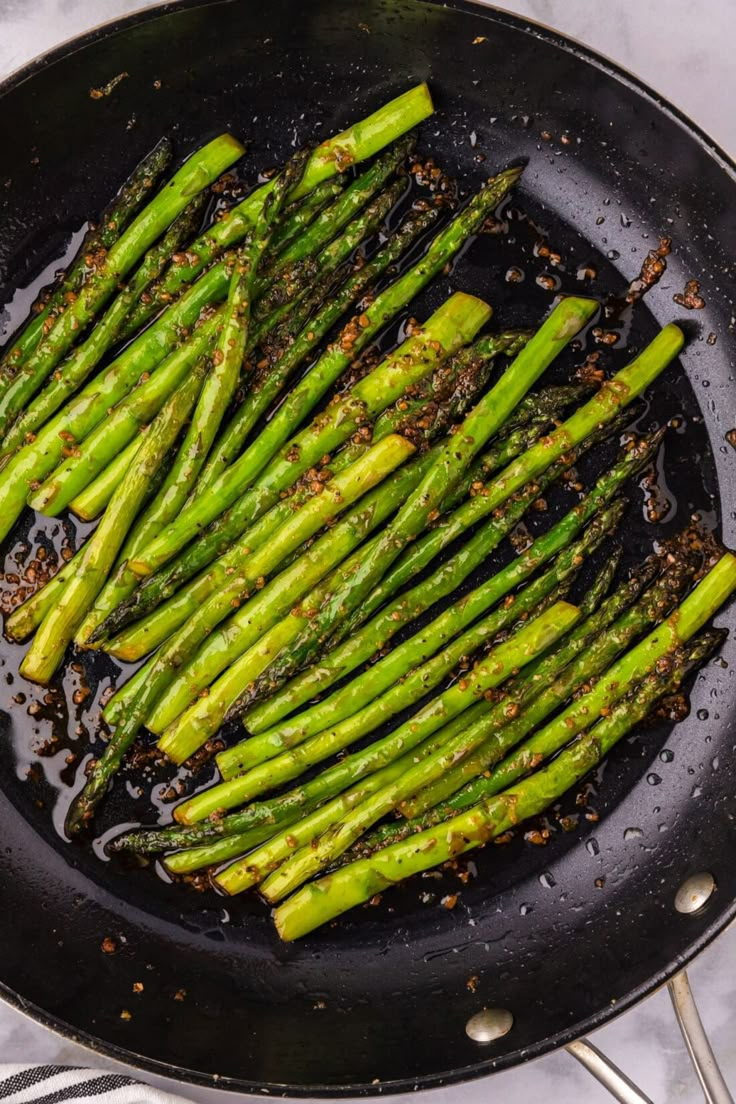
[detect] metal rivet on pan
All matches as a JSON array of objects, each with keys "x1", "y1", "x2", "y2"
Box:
[
  {"x1": 674, "y1": 871, "x2": 716, "y2": 914},
  {"x1": 465, "y1": 1007, "x2": 514, "y2": 1043}
]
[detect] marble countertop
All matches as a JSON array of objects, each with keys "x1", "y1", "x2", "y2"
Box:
[{"x1": 1, "y1": 2, "x2": 734, "y2": 1101}]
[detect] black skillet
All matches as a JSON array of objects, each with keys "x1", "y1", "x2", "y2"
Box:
[{"x1": 1, "y1": 0, "x2": 735, "y2": 1094}]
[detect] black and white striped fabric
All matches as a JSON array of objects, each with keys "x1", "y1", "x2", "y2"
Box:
[{"x1": 0, "y1": 1067, "x2": 191, "y2": 1104}]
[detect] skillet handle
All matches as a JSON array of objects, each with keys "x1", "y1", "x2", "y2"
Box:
[
  {"x1": 668, "y1": 971, "x2": 734, "y2": 1104},
  {"x1": 566, "y1": 1038, "x2": 654, "y2": 1104},
  {"x1": 565, "y1": 969, "x2": 733, "y2": 1104}
]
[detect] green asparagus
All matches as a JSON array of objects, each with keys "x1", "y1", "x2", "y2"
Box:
[
  {"x1": 221, "y1": 434, "x2": 660, "y2": 776},
  {"x1": 121, "y1": 86, "x2": 433, "y2": 321},
  {"x1": 170, "y1": 504, "x2": 616, "y2": 822},
  {"x1": 19, "y1": 361, "x2": 209, "y2": 684},
  {"x1": 0, "y1": 134, "x2": 243, "y2": 434},
  {"x1": 105, "y1": 167, "x2": 522, "y2": 601},
  {"x1": 0, "y1": 138, "x2": 173, "y2": 383},
  {"x1": 248, "y1": 324, "x2": 683, "y2": 692},
  {"x1": 271, "y1": 622, "x2": 728, "y2": 939}
]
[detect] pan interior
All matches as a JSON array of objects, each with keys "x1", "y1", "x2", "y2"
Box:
[{"x1": 0, "y1": 0, "x2": 735, "y2": 1092}]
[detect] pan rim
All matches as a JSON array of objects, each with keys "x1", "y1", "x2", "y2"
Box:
[{"x1": 0, "y1": 0, "x2": 734, "y2": 1094}]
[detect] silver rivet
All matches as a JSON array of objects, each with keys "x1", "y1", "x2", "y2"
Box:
[
  {"x1": 674, "y1": 871, "x2": 716, "y2": 914},
  {"x1": 465, "y1": 1007, "x2": 514, "y2": 1043}
]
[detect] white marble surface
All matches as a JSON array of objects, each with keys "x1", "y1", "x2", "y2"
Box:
[{"x1": 1, "y1": 1, "x2": 735, "y2": 1101}]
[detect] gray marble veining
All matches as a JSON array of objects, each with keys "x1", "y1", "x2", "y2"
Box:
[{"x1": 0, "y1": 2, "x2": 734, "y2": 1101}]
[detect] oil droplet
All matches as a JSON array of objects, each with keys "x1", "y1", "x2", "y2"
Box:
[
  {"x1": 585, "y1": 838, "x2": 599, "y2": 856},
  {"x1": 647, "y1": 773, "x2": 662, "y2": 786},
  {"x1": 607, "y1": 249, "x2": 620, "y2": 260},
  {"x1": 624, "y1": 827, "x2": 643, "y2": 841},
  {"x1": 519, "y1": 903, "x2": 533, "y2": 916},
  {"x1": 712, "y1": 757, "x2": 720, "y2": 771},
  {"x1": 660, "y1": 748, "x2": 674, "y2": 763},
  {"x1": 691, "y1": 785, "x2": 703, "y2": 798},
  {"x1": 620, "y1": 213, "x2": 632, "y2": 227},
  {"x1": 505, "y1": 266, "x2": 524, "y2": 284},
  {"x1": 697, "y1": 708, "x2": 709, "y2": 721},
  {"x1": 538, "y1": 871, "x2": 556, "y2": 889}
]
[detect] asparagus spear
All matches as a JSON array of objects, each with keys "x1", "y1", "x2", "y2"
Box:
[
  {"x1": 0, "y1": 275, "x2": 229, "y2": 543},
  {"x1": 0, "y1": 138, "x2": 173, "y2": 381},
  {"x1": 269, "y1": 178, "x2": 346, "y2": 252},
  {"x1": 103, "y1": 450, "x2": 436, "y2": 730},
  {"x1": 240, "y1": 390, "x2": 584, "y2": 734},
  {"x1": 400, "y1": 555, "x2": 697, "y2": 822},
  {"x1": 238, "y1": 404, "x2": 636, "y2": 733},
  {"x1": 19, "y1": 362, "x2": 210, "y2": 685},
  {"x1": 157, "y1": 483, "x2": 607, "y2": 764},
  {"x1": 143, "y1": 450, "x2": 434, "y2": 740},
  {"x1": 96, "y1": 293, "x2": 489, "y2": 708},
  {"x1": 121, "y1": 289, "x2": 489, "y2": 587},
  {"x1": 240, "y1": 297, "x2": 599, "y2": 688},
  {"x1": 0, "y1": 134, "x2": 244, "y2": 434},
  {"x1": 190, "y1": 201, "x2": 438, "y2": 505},
  {"x1": 125, "y1": 139, "x2": 408, "y2": 340},
  {"x1": 338, "y1": 555, "x2": 691, "y2": 853},
  {"x1": 460, "y1": 552, "x2": 736, "y2": 799},
  {"x1": 272, "y1": 136, "x2": 412, "y2": 269},
  {"x1": 0, "y1": 92, "x2": 434, "y2": 538},
  {"x1": 212, "y1": 563, "x2": 633, "y2": 896},
  {"x1": 99, "y1": 199, "x2": 446, "y2": 627},
  {"x1": 107, "y1": 594, "x2": 581, "y2": 854},
  {"x1": 160, "y1": 401, "x2": 630, "y2": 738},
  {"x1": 94, "y1": 291, "x2": 491, "y2": 726},
  {"x1": 133, "y1": 85, "x2": 433, "y2": 310},
  {"x1": 105, "y1": 420, "x2": 520, "y2": 698},
  {"x1": 108, "y1": 553, "x2": 622, "y2": 859},
  {"x1": 27, "y1": 153, "x2": 308, "y2": 516},
  {"x1": 69, "y1": 437, "x2": 144, "y2": 520},
  {"x1": 103, "y1": 438, "x2": 495, "y2": 721},
  {"x1": 168, "y1": 724, "x2": 468, "y2": 877},
  {"x1": 97, "y1": 329, "x2": 516, "y2": 666},
  {"x1": 208, "y1": 600, "x2": 576, "y2": 895},
  {"x1": 159, "y1": 529, "x2": 613, "y2": 880},
  {"x1": 220, "y1": 435, "x2": 659, "y2": 775},
  {"x1": 104, "y1": 331, "x2": 528, "y2": 673},
  {"x1": 99, "y1": 399, "x2": 558, "y2": 673},
  {"x1": 74, "y1": 275, "x2": 245, "y2": 643},
  {"x1": 261, "y1": 578, "x2": 672, "y2": 902},
  {"x1": 82, "y1": 428, "x2": 415, "y2": 658},
  {"x1": 64, "y1": 434, "x2": 417, "y2": 832},
  {"x1": 100, "y1": 449, "x2": 423, "y2": 660},
  {"x1": 199, "y1": 604, "x2": 582, "y2": 848},
  {"x1": 74, "y1": 164, "x2": 305, "y2": 644},
  {"x1": 272, "y1": 625, "x2": 728, "y2": 939},
  {"x1": 252, "y1": 177, "x2": 408, "y2": 323},
  {"x1": 0, "y1": 196, "x2": 208, "y2": 458},
  {"x1": 107, "y1": 167, "x2": 522, "y2": 592},
  {"x1": 247, "y1": 324, "x2": 684, "y2": 692},
  {"x1": 168, "y1": 504, "x2": 615, "y2": 822},
  {"x1": 372, "y1": 552, "x2": 703, "y2": 849},
  {"x1": 27, "y1": 306, "x2": 225, "y2": 516},
  {"x1": 118, "y1": 594, "x2": 599, "y2": 869}
]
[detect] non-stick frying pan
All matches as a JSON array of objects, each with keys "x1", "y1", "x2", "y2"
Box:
[{"x1": 1, "y1": 0, "x2": 735, "y2": 1094}]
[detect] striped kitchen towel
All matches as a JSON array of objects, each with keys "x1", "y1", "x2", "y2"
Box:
[{"x1": 0, "y1": 1068, "x2": 192, "y2": 1104}]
